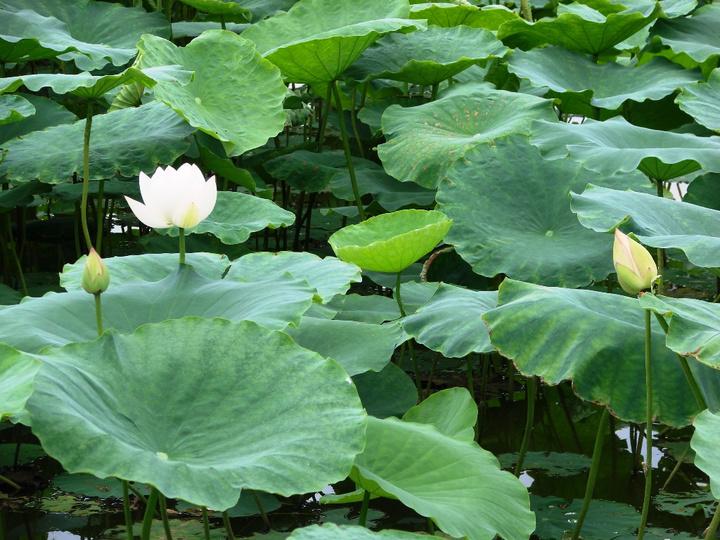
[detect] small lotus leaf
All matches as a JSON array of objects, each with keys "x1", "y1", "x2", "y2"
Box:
[{"x1": 676, "y1": 68, "x2": 720, "y2": 132}]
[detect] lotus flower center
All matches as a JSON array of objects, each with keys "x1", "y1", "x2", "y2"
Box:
[
  {"x1": 545, "y1": 230, "x2": 554, "y2": 237},
  {"x1": 156, "y1": 451, "x2": 169, "y2": 461}
]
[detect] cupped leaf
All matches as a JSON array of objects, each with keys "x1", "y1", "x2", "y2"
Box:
[
  {"x1": 353, "y1": 363, "x2": 418, "y2": 418},
  {"x1": 60, "y1": 253, "x2": 230, "y2": 291},
  {"x1": 354, "y1": 416, "x2": 535, "y2": 540},
  {"x1": 349, "y1": 26, "x2": 507, "y2": 86},
  {"x1": 0, "y1": 101, "x2": 194, "y2": 183},
  {"x1": 531, "y1": 117, "x2": 720, "y2": 180},
  {"x1": 690, "y1": 409, "x2": 720, "y2": 498},
  {"x1": 436, "y1": 137, "x2": 649, "y2": 287},
  {"x1": 27, "y1": 318, "x2": 366, "y2": 510},
  {"x1": 571, "y1": 185, "x2": 720, "y2": 268},
  {"x1": 651, "y1": 4, "x2": 720, "y2": 67},
  {"x1": 0, "y1": 345, "x2": 40, "y2": 423},
  {"x1": 675, "y1": 68, "x2": 720, "y2": 132},
  {"x1": 0, "y1": 0, "x2": 170, "y2": 69},
  {"x1": 161, "y1": 191, "x2": 295, "y2": 245},
  {"x1": 328, "y1": 209, "x2": 452, "y2": 273},
  {"x1": 401, "y1": 283, "x2": 496, "y2": 358},
  {"x1": 0, "y1": 94, "x2": 33, "y2": 125},
  {"x1": 138, "y1": 31, "x2": 287, "y2": 157},
  {"x1": 226, "y1": 251, "x2": 361, "y2": 302},
  {"x1": 483, "y1": 279, "x2": 714, "y2": 427},
  {"x1": 508, "y1": 47, "x2": 698, "y2": 110},
  {"x1": 0, "y1": 94, "x2": 75, "y2": 145},
  {"x1": 402, "y1": 387, "x2": 477, "y2": 442},
  {"x1": 242, "y1": 0, "x2": 421, "y2": 84},
  {"x1": 409, "y1": 3, "x2": 519, "y2": 30},
  {"x1": 286, "y1": 318, "x2": 406, "y2": 376},
  {"x1": 497, "y1": 2, "x2": 657, "y2": 55},
  {"x1": 378, "y1": 85, "x2": 556, "y2": 188},
  {"x1": 288, "y1": 524, "x2": 429, "y2": 539},
  {"x1": 0, "y1": 266, "x2": 314, "y2": 353}
]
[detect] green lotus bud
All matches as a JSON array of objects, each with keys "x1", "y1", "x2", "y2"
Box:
[
  {"x1": 82, "y1": 248, "x2": 110, "y2": 295},
  {"x1": 613, "y1": 229, "x2": 658, "y2": 295}
]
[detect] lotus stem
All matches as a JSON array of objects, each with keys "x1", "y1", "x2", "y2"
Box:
[
  {"x1": 223, "y1": 511, "x2": 235, "y2": 539},
  {"x1": 178, "y1": 227, "x2": 186, "y2": 265},
  {"x1": 0, "y1": 473, "x2": 20, "y2": 490},
  {"x1": 331, "y1": 80, "x2": 366, "y2": 220},
  {"x1": 358, "y1": 490, "x2": 370, "y2": 527},
  {"x1": 638, "y1": 308, "x2": 653, "y2": 540},
  {"x1": 661, "y1": 444, "x2": 690, "y2": 491},
  {"x1": 159, "y1": 493, "x2": 173, "y2": 540},
  {"x1": 80, "y1": 102, "x2": 94, "y2": 253},
  {"x1": 122, "y1": 481, "x2": 133, "y2": 540},
  {"x1": 520, "y1": 0, "x2": 532, "y2": 20},
  {"x1": 202, "y1": 507, "x2": 211, "y2": 540},
  {"x1": 431, "y1": 83, "x2": 439, "y2": 100},
  {"x1": 349, "y1": 88, "x2": 365, "y2": 158},
  {"x1": 705, "y1": 502, "x2": 720, "y2": 540},
  {"x1": 94, "y1": 293, "x2": 104, "y2": 335},
  {"x1": 394, "y1": 272, "x2": 406, "y2": 317},
  {"x1": 252, "y1": 492, "x2": 271, "y2": 530},
  {"x1": 316, "y1": 85, "x2": 331, "y2": 152},
  {"x1": 141, "y1": 487, "x2": 159, "y2": 540},
  {"x1": 95, "y1": 179, "x2": 105, "y2": 253},
  {"x1": 571, "y1": 407, "x2": 610, "y2": 540},
  {"x1": 514, "y1": 376, "x2": 537, "y2": 476},
  {"x1": 2, "y1": 213, "x2": 27, "y2": 297}
]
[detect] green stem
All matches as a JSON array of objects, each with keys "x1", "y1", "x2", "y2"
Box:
[
  {"x1": 430, "y1": 83, "x2": 439, "y2": 100},
  {"x1": 358, "y1": 490, "x2": 370, "y2": 527},
  {"x1": 0, "y1": 473, "x2": 20, "y2": 490},
  {"x1": 95, "y1": 179, "x2": 105, "y2": 253},
  {"x1": 159, "y1": 493, "x2": 173, "y2": 540},
  {"x1": 571, "y1": 408, "x2": 610, "y2": 540},
  {"x1": 80, "y1": 102, "x2": 94, "y2": 253},
  {"x1": 661, "y1": 445, "x2": 690, "y2": 491},
  {"x1": 520, "y1": 0, "x2": 532, "y2": 20},
  {"x1": 514, "y1": 377, "x2": 538, "y2": 476},
  {"x1": 141, "y1": 488, "x2": 159, "y2": 540},
  {"x1": 3, "y1": 214, "x2": 27, "y2": 297},
  {"x1": 223, "y1": 511, "x2": 235, "y2": 539},
  {"x1": 349, "y1": 87, "x2": 365, "y2": 158},
  {"x1": 638, "y1": 308, "x2": 653, "y2": 540},
  {"x1": 94, "y1": 293, "x2": 104, "y2": 335},
  {"x1": 395, "y1": 272, "x2": 406, "y2": 317},
  {"x1": 252, "y1": 492, "x2": 271, "y2": 530},
  {"x1": 202, "y1": 507, "x2": 210, "y2": 540},
  {"x1": 178, "y1": 227, "x2": 186, "y2": 265},
  {"x1": 122, "y1": 481, "x2": 133, "y2": 540},
  {"x1": 705, "y1": 502, "x2": 720, "y2": 540},
  {"x1": 331, "y1": 80, "x2": 366, "y2": 220}
]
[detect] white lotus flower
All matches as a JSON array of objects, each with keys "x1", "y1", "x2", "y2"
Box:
[{"x1": 125, "y1": 164, "x2": 217, "y2": 229}]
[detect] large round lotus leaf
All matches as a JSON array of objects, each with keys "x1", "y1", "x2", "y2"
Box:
[
  {"x1": 286, "y1": 318, "x2": 406, "y2": 376},
  {"x1": 264, "y1": 150, "x2": 345, "y2": 193},
  {"x1": 402, "y1": 387, "x2": 476, "y2": 442},
  {"x1": 0, "y1": 101, "x2": 194, "y2": 184},
  {"x1": 531, "y1": 117, "x2": 720, "y2": 180},
  {"x1": 288, "y1": 524, "x2": 429, "y2": 539},
  {"x1": 690, "y1": 410, "x2": 720, "y2": 498},
  {"x1": 0, "y1": 66, "x2": 192, "y2": 100},
  {"x1": 436, "y1": 138, "x2": 649, "y2": 287},
  {"x1": 138, "y1": 31, "x2": 286, "y2": 157},
  {"x1": 571, "y1": 185, "x2": 720, "y2": 268},
  {"x1": 349, "y1": 26, "x2": 507, "y2": 86},
  {"x1": 177, "y1": 0, "x2": 250, "y2": 18},
  {"x1": 409, "y1": 3, "x2": 519, "y2": 30},
  {"x1": 225, "y1": 251, "x2": 361, "y2": 302},
  {"x1": 496, "y1": 2, "x2": 656, "y2": 55},
  {"x1": 60, "y1": 253, "x2": 230, "y2": 291},
  {"x1": 352, "y1": 363, "x2": 418, "y2": 418},
  {"x1": 676, "y1": 68, "x2": 720, "y2": 132},
  {"x1": 684, "y1": 172, "x2": 720, "y2": 211},
  {"x1": 0, "y1": 0, "x2": 170, "y2": 69},
  {"x1": 0, "y1": 182, "x2": 51, "y2": 211},
  {"x1": 483, "y1": 279, "x2": 718, "y2": 427},
  {"x1": 0, "y1": 345, "x2": 39, "y2": 423},
  {"x1": 0, "y1": 94, "x2": 75, "y2": 145},
  {"x1": 402, "y1": 283, "x2": 497, "y2": 358},
  {"x1": 0, "y1": 95, "x2": 33, "y2": 125},
  {"x1": 328, "y1": 209, "x2": 452, "y2": 273},
  {"x1": 26, "y1": 318, "x2": 366, "y2": 510},
  {"x1": 242, "y1": 0, "x2": 420, "y2": 84},
  {"x1": 327, "y1": 294, "x2": 401, "y2": 324},
  {"x1": 51, "y1": 179, "x2": 139, "y2": 202},
  {"x1": 160, "y1": 191, "x2": 295, "y2": 245},
  {"x1": 651, "y1": 4, "x2": 720, "y2": 66},
  {"x1": 507, "y1": 47, "x2": 698, "y2": 110},
  {"x1": 378, "y1": 85, "x2": 556, "y2": 188},
  {"x1": 0, "y1": 266, "x2": 314, "y2": 353},
  {"x1": 353, "y1": 416, "x2": 535, "y2": 540}
]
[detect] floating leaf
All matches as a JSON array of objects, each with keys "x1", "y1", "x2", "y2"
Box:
[
  {"x1": 242, "y1": 0, "x2": 420, "y2": 84},
  {"x1": 0, "y1": 101, "x2": 194, "y2": 183},
  {"x1": 497, "y1": 452, "x2": 591, "y2": 477},
  {"x1": 226, "y1": 251, "x2": 361, "y2": 302},
  {"x1": 507, "y1": 47, "x2": 698, "y2": 110},
  {"x1": 675, "y1": 67, "x2": 720, "y2": 132},
  {"x1": 654, "y1": 490, "x2": 714, "y2": 517},
  {"x1": 401, "y1": 283, "x2": 496, "y2": 358},
  {"x1": 287, "y1": 524, "x2": 429, "y2": 539},
  {"x1": 353, "y1": 416, "x2": 535, "y2": 540},
  {"x1": 27, "y1": 318, "x2": 366, "y2": 510},
  {"x1": 0, "y1": 0, "x2": 170, "y2": 69},
  {"x1": 0, "y1": 94, "x2": 33, "y2": 125},
  {"x1": 161, "y1": 191, "x2": 295, "y2": 245},
  {"x1": 690, "y1": 409, "x2": 720, "y2": 498},
  {"x1": 571, "y1": 185, "x2": 720, "y2": 268},
  {"x1": 533, "y1": 496, "x2": 639, "y2": 540},
  {"x1": 403, "y1": 387, "x2": 476, "y2": 442},
  {"x1": 0, "y1": 266, "x2": 315, "y2": 352},
  {"x1": 437, "y1": 138, "x2": 649, "y2": 286},
  {"x1": 378, "y1": 85, "x2": 556, "y2": 188},
  {"x1": 483, "y1": 279, "x2": 713, "y2": 427},
  {"x1": 353, "y1": 363, "x2": 418, "y2": 418},
  {"x1": 52, "y1": 473, "x2": 148, "y2": 500},
  {"x1": 349, "y1": 26, "x2": 507, "y2": 86},
  {"x1": 60, "y1": 253, "x2": 230, "y2": 291},
  {"x1": 138, "y1": 31, "x2": 287, "y2": 156},
  {"x1": 176, "y1": 491, "x2": 281, "y2": 518},
  {"x1": 531, "y1": 116, "x2": 720, "y2": 180},
  {"x1": 329, "y1": 209, "x2": 452, "y2": 273}
]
